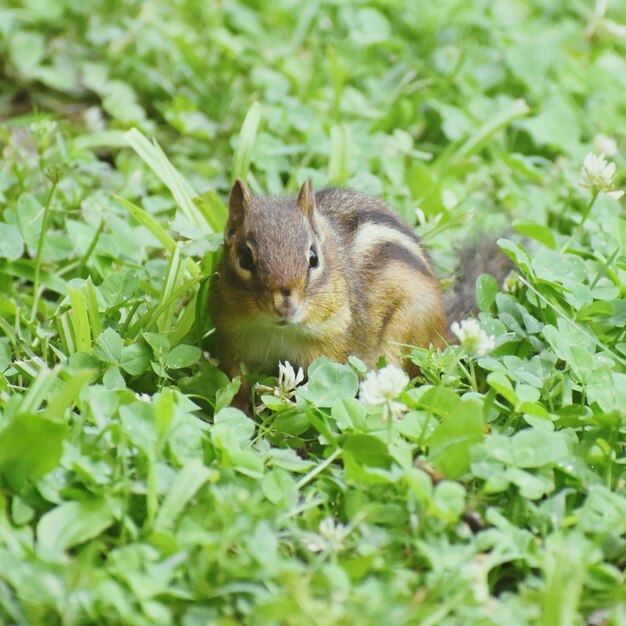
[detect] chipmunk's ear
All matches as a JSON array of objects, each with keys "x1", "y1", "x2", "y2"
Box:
[
  {"x1": 296, "y1": 178, "x2": 316, "y2": 220},
  {"x1": 227, "y1": 178, "x2": 253, "y2": 234}
]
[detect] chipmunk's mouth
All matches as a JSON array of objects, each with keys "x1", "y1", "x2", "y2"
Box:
[{"x1": 273, "y1": 311, "x2": 305, "y2": 327}]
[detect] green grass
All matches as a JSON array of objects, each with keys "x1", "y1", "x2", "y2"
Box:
[{"x1": 1, "y1": 0, "x2": 626, "y2": 624}]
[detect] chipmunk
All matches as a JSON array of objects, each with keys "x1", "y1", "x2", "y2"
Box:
[{"x1": 209, "y1": 178, "x2": 450, "y2": 396}]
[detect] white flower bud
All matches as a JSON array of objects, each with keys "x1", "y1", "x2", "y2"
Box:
[
  {"x1": 580, "y1": 153, "x2": 624, "y2": 199},
  {"x1": 593, "y1": 134, "x2": 618, "y2": 157},
  {"x1": 450, "y1": 319, "x2": 496, "y2": 357}
]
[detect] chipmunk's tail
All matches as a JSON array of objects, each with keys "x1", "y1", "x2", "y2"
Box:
[{"x1": 443, "y1": 235, "x2": 513, "y2": 325}]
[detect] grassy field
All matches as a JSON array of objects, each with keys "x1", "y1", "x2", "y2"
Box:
[{"x1": 1, "y1": 0, "x2": 626, "y2": 624}]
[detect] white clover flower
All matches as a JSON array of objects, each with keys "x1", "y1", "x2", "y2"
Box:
[
  {"x1": 593, "y1": 134, "x2": 618, "y2": 157},
  {"x1": 84, "y1": 106, "x2": 106, "y2": 132},
  {"x1": 306, "y1": 517, "x2": 347, "y2": 553},
  {"x1": 450, "y1": 319, "x2": 496, "y2": 357},
  {"x1": 29, "y1": 119, "x2": 58, "y2": 138},
  {"x1": 360, "y1": 365, "x2": 409, "y2": 404},
  {"x1": 319, "y1": 516, "x2": 345, "y2": 540},
  {"x1": 277, "y1": 361, "x2": 304, "y2": 395},
  {"x1": 255, "y1": 360, "x2": 304, "y2": 405},
  {"x1": 359, "y1": 364, "x2": 409, "y2": 421},
  {"x1": 502, "y1": 271, "x2": 519, "y2": 294},
  {"x1": 580, "y1": 153, "x2": 624, "y2": 200}
]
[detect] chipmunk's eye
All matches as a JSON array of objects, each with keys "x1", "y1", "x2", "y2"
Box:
[
  {"x1": 237, "y1": 244, "x2": 255, "y2": 272},
  {"x1": 308, "y1": 246, "x2": 319, "y2": 269}
]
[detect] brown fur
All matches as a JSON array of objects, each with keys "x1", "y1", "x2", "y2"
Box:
[
  {"x1": 443, "y1": 238, "x2": 512, "y2": 325},
  {"x1": 209, "y1": 180, "x2": 447, "y2": 389}
]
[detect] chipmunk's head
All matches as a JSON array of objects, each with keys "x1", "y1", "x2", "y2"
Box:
[{"x1": 223, "y1": 178, "x2": 325, "y2": 325}]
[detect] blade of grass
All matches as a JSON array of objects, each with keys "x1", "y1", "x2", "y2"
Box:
[
  {"x1": 12, "y1": 357, "x2": 46, "y2": 381},
  {"x1": 328, "y1": 124, "x2": 351, "y2": 185},
  {"x1": 0, "y1": 317, "x2": 36, "y2": 360},
  {"x1": 590, "y1": 247, "x2": 620, "y2": 289},
  {"x1": 83, "y1": 277, "x2": 102, "y2": 340},
  {"x1": 193, "y1": 190, "x2": 228, "y2": 233},
  {"x1": 153, "y1": 141, "x2": 209, "y2": 232},
  {"x1": 129, "y1": 275, "x2": 201, "y2": 338},
  {"x1": 19, "y1": 365, "x2": 60, "y2": 414},
  {"x1": 72, "y1": 130, "x2": 129, "y2": 153},
  {"x1": 56, "y1": 312, "x2": 76, "y2": 355},
  {"x1": 74, "y1": 219, "x2": 105, "y2": 275},
  {"x1": 114, "y1": 195, "x2": 177, "y2": 253},
  {"x1": 67, "y1": 286, "x2": 92, "y2": 353},
  {"x1": 436, "y1": 98, "x2": 530, "y2": 170},
  {"x1": 44, "y1": 369, "x2": 97, "y2": 423},
  {"x1": 157, "y1": 245, "x2": 184, "y2": 333},
  {"x1": 232, "y1": 102, "x2": 261, "y2": 182},
  {"x1": 125, "y1": 128, "x2": 211, "y2": 234},
  {"x1": 31, "y1": 178, "x2": 59, "y2": 321},
  {"x1": 168, "y1": 292, "x2": 197, "y2": 346}
]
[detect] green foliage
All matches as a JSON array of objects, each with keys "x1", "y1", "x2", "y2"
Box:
[{"x1": 1, "y1": 0, "x2": 626, "y2": 624}]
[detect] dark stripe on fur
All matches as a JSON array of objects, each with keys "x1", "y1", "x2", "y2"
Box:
[
  {"x1": 331, "y1": 206, "x2": 422, "y2": 243},
  {"x1": 377, "y1": 303, "x2": 396, "y2": 345},
  {"x1": 359, "y1": 208, "x2": 421, "y2": 243},
  {"x1": 363, "y1": 241, "x2": 429, "y2": 275},
  {"x1": 315, "y1": 188, "x2": 421, "y2": 243}
]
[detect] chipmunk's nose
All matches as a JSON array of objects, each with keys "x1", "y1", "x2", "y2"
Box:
[{"x1": 272, "y1": 289, "x2": 299, "y2": 319}]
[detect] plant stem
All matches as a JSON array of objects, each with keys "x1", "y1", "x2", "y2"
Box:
[
  {"x1": 468, "y1": 359, "x2": 479, "y2": 392},
  {"x1": 77, "y1": 219, "x2": 105, "y2": 274},
  {"x1": 559, "y1": 190, "x2": 599, "y2": 254},
  {"x1": 417, "y1": 348, "x2": 464, "y2": 447},
  {"x1": 296, "y1": 448, "x2": 341, "y2": 490},
  {"x1": 31, "y1": 180, "x2": 59, "y2": 321}
]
